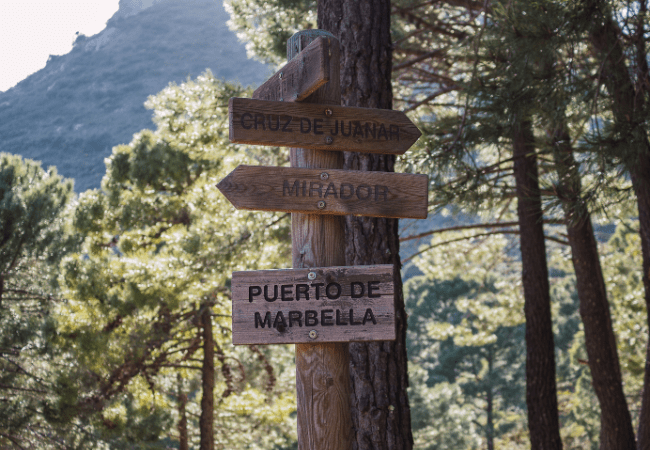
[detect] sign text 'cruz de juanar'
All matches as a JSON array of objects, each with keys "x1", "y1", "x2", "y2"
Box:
[
  {"x1": 231, "y1": 265, "x2": 395, "y2": 345},
  {"x1": 217, "y1": 165, "x2": 428, "y2": 219},
  {"x1": 229, "y1": 97, "x2": 421, "y2": 155}
]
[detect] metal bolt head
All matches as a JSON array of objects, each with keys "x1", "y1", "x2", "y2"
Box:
[
  {"x1": 309, "y1": 330, "x2": 318, "y2": 339},
  {"x1": 317, "y1": 200, "x2": 326, "y2": 209},
  {"x1": 325, "y1": 136, "x2": 333, "y2": 145},
  {"x1": 308, "y1": 271, "x2": 317, "y2": 280},
  {"x1": 325, "y1": 108, "x2": 333, "y2": 117},
  {"x1": 388, "y1": 405, "x2": 395, "y2": 411},
  {"x1": 320, "y1": 172, "x2": 329, "y2": 181},
  {"x1": 279, "y1": 97, "x2": 284, "y2": 102}
]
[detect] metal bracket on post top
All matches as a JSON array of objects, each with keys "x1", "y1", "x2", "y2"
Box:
[{"x1": 287, "y1": 29, "x2": 336, "y2": 61}]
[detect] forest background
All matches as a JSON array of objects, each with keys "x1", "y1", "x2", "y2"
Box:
[{"x1": 1, "y1": 0, "x2": 649, "y2": 449}]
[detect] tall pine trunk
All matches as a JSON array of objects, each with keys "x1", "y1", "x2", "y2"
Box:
[
  {"x1": 588, "y1": 6, "x2": 650, "y2": 448},
  {"x1": 318, "y1": 1, "x2": 413, "y2": 449},
  {"x1": 199, "y1": 305, "x2": 214, "y2": 450},
  {"x1": 512, "y1": 116, "x2": 563, "y2": 450},
  {"x1": 550, "y1": 126, "x2": 636, "y2": 449},
  {"x1": 177, "y1": 374, "x2": 189, "y2": 450}
]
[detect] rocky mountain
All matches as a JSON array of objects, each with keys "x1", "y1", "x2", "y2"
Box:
[{"x1": 0, "y1": 0, "x2": 269, "y2": 191}]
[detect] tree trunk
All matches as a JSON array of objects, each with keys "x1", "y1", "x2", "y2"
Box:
[
  {"x1": 318, "y1": 2, "x2": 413, "y2": 449},
  {"x1": 511, "y1": 117, "x2": 563, "y2": 450},
  {"x1": 588, "y1": 7, "x2": 650, "y2": 449},
  {"x1": 486, "y1": 351, "x2": 494, "y2": 450},
  {"x1": 550, "y1": 126, "x2": 636, "y2": 449},
  {"x1": 177, "y1": 374, "x2": 189, "y2": 450},
  {"x1": 199, "y1": 306, "x2": 214, "y2": 450}
]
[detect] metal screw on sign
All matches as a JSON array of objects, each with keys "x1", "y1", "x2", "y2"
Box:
[
  {"x1": 309, "y1": 330, "x2": 318, "y2": 339},
  {"x1": 307, "y1": 271, "x2": 317, "y2": 280},
  {"x1": 324, "y1": 108, "x2": 333, "y2": 117},
  {"x1": 280, "y1": 97, "x2": 284, "y2": 102},
  {"x1": 325, "y1": 136, "x2": 333, "y2": 145},
  {"x1": 279, "y1": 72, "x2": 283, "y2": 79},
  {"x1": 317, "y1": 201, "x2": 326, "y2": 209},
  {"x1": 320, "y1": 172, "x2": 329, "y2": 181}
]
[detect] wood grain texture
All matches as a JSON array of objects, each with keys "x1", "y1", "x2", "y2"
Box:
[
  {"x1": 286, "y1": 31, "x2": 353, "y2": 450},
  {"x1": 231, "y1": 265, "x2": 395, "y2": 345},
  {"x1": 253, "y1": 36, "x2": 331, "y2": 103},
  {"x1": 217, "y1": 165, "x2": 428, "y2": 219},
  {"x1": 229, "y1": 97, "x2": 421, "y2": 155}
]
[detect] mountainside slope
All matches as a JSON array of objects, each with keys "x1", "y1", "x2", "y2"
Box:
[{"x1": 0, "y1": 0, "x2": 268, "y2": 191}]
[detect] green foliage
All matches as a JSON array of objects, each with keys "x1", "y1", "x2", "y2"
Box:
[
  {"x1": 0, "y1": 153, "x2": 80, "y2": 448},
  {"x1": 56, "y1": 72, "x2": 296, "y2": 448}
]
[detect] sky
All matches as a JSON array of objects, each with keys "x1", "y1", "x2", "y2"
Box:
[{"x1": 0, "y1": 1, "x2": 120, "y2": 92}]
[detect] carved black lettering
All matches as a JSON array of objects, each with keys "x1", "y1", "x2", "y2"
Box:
[
  {"x1": 362, "y1": 308, "x2": 377, "y2": 325},
  {"x1": 368, "y1": 281, "x2": 381, "y2": 298},
  {"x1": 301, "y1": 181, "x2": 307, "y2": 196},
  {"x1": 283, "y1": 180, "x2": 300, "y2": 196},
  {"x1": 281, "y1": 116, "x2": 293, "y2": 132},
  {"x1": 377, "y1": 123, "x2": 388, "y2": 140},
  {"x1": 324, "y1": 182, "x2": 338, "y2": 199},
  {"x1": 365, "y1": 122, "x2": 376, "y2": 139},
  {"x1": 309, "y1": 182, "x2": 323, "y2": 197},
  {"x1": 289, "y1": 311, "x2": 303, "y2": 327},
  {"x1": 296, "y1": 284, "x2": 310, "y2": 300},
  {"x1": 375, "y1": 185, "x2": 389, "y2": 202},
  {"x1": 336, "y1": 309, "x2": 348, "y2": 325},
  {"x1": 340, "y1": 120, "x2": 352, "y2": 137},
  {"x1": 351, "y1": 281, "x2": 365, "y2": 298},
  {"x1": 255, "y1": 311, "x2": 272, "y2": 328},
  {"x1": 389, "y1": 124, "x2": 400, "y2": 141},
  {"x1": 356, "y1": 185, "x2": 372, "y2": 200},
  {"x1": 268, "y1": 114, "x2": 280, "y2": 131},
  {"x1": 281, "y1": 285, "x2": 293, "y2": 301},
  {"x1": 300, "y1": 118, "x2": 311, "y2": 133},
  {"x1": 313, "y1": 118, "x2": 324, "y2": 135},
  {"x1": 321, "y1": 309, "x2": 334, "y2": 326},
  {"x1": 330, "y1": 120, "x2": 339, "y2": 135},
  {"x1": 241, "y1": 112, "x2": 253, "y2": 129},
  {"x1": 264, "y1": 285, "x2": 278, "y2": 302},
  {"x1": 353, "y1": 121, "x2": 363, "y2": 138},
  {"x1": 273, "y1": 311, "x2": 287, "y2": 330},
  {"x1": 326, "y1": 282, "x2": 341, "y2": 299},
  {"x1": 340, "y1": 183, "x2": 354, "y2": 200},
  {"x1": 254, "y1": 113, "x2": 265, "y2": 130},
  {"x1": 349, "y1": 309, "x2": 362, "y2": 325},
  {"x1": 313, "y1": 283, "x2": 324, "y2": 300},
  {"x1": 249, "y1": 285, "x2": 261, "y2": 302},
  {"x1": 305, "y1": 310, "x2": 319, "y2": 326}
]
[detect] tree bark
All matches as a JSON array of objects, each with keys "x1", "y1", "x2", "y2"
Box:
[
  {"x1": 512, "y1": 117, "x2": 563, "y2": 450},
  {"x1": 318, "y1": 2, "x2": 413, "y2": 449},
  {"x1": 199, "y1": 306, "x2": 214, "y2": 450},
  {"x1": 587, "y1": 7, "x2": 650, "y2": 449},
  {"x1": 550, "y1": 126, "x2": 636, "y2": 449},
  {"x1": 177, "y1": 374, "x2": 189, "y2": 450}
]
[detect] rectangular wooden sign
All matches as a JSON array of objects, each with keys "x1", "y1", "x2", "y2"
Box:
[
  {"x1": 217, "y1": 165, "x2": 428, "y2": 219},
  {"x1": 229, "y1": 97, "x2": 421, "y2": 155},
  {"x1": 231, "y1": 265, "x2": 395, "y2": 345},
  {"x1": 253, "y1": 36, "x2": 334, "y2": 103}
]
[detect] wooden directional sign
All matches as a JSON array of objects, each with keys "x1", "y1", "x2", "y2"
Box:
[
  {"x1": 253, "y1": 36, "x2": 335, "y2": 103},
  {"x1": 217, "y1": 165, "x2": 428, "y2": 219},
  {"x1": 231, "y1": 265, "x2": 395, "y2": 345},
  {"x1": 229, "y1": 97, "x2": 421, "y2": 155}
]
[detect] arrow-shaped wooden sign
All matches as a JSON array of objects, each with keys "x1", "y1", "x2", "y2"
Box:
[
  {"x1": 231, "y1": 264, "x2": 395, "y2": 345},
  {"x1": 253, "y1": 36, "x2": 336, "y2": 103},
  {"x1": 229, "y1": 98, "x2": 421, "y2": 155},
  {"x1": 217, "y1": 165, "x2": 428, "y2": 219}
]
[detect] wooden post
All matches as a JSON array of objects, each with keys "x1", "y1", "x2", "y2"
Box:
[{"x1": 288, "y1": 30, "x2": 353, "y2": 450}]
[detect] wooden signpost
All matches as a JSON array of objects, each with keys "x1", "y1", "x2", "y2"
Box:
[
  {"x1": 229, "y1": 97, "x2": 422, "y2": 154},
  {"x1": 253, "y1": 36, "x2": 334, "y2": 103},
  {"x1": 217, "y1": 165, "x2": 428, "y2": 219},
  {"x1": 231, "y1": 265, "x2": 395, "y2": 345},
  {"x1": 218, "y1": 29, "x2": 427, "y2": 450}
]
